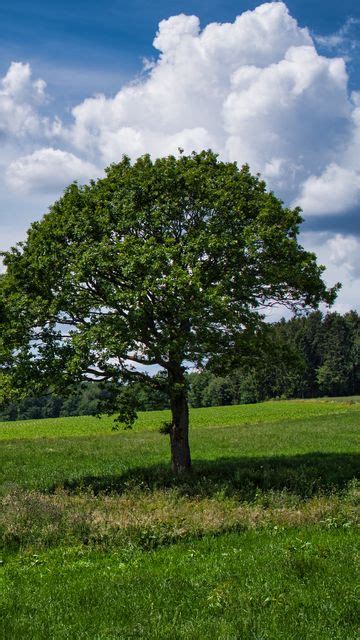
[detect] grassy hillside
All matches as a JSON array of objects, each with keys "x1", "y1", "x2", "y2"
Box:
[
  {"x1": 0, "y1": 398, "x2": 358, "y2": 441},
  {"x1": 1, "y1": 399, "x2": 359, "y2": 639}
]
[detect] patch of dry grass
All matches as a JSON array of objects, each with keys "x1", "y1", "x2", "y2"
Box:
[{"x1": 1, "y1": 481, "x2": 358, "y2": 552}]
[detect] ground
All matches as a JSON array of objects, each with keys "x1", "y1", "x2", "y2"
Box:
[{"x1": 0, "y1": 399, "x2": 359, "y2": 639}]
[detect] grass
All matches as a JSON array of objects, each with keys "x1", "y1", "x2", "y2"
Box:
[
  {"x1": 1, "y1": 481, "x2": 358, "y2": 553},
  {"x1": 0, "y1": 401, "x2": 359, "y2": 492},
  {"x1": 0, "y1": 399, "x2": 359, "y2": 639},
  {"x1": 0, "y1": 397, "x2": 358, "y2": 441},
  {"x1": 1, "y1": 530, "x2": 359, "y2": 639}
]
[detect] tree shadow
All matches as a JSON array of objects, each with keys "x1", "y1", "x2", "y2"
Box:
[{"x1": 57, "y1": 452, "x2": 360, "y2": 500}]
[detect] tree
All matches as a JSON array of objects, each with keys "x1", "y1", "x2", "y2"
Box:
[{"x1": 0, "y1": 151, "x2": 338, "y2": 473}]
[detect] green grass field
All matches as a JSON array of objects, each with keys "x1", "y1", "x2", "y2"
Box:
[
  {"x1": 1, "y1": 399, "x2": 359, "y2": 639},
  {"x1": 0, "y1": 398, "x2": 357, "y2": 441}
]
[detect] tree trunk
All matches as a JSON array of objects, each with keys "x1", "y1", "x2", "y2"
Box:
[{"x1": 168, "y1": 366, "x2": 191, "y2": 475}]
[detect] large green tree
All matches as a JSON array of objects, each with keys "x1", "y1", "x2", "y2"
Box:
[{"x1": 0, "y1": 151, "x2": 338, "y2": 473}]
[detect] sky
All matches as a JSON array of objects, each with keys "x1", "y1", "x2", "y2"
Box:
[{"x1": 0, "y1": 0, "x2": 359, "y2": 315}]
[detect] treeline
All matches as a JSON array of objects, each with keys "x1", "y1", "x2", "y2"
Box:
[
  {"x1": 0, "y1": 380, "x2": 169, "y2": 422},
  {"x1": 189, "y1": 310, "x2": 360, "y2": 406},
  {"x1": 1, "y1": 310, "x2": 359, "y2": 421}
]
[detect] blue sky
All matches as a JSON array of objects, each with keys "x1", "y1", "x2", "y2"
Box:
[{"x1": 0, "y1": 1, "x2": 359, "y2": 313}]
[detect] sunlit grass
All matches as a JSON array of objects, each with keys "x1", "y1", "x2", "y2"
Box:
[{"x1": 0, "y1": 397, "x2": 359, "y2": 441}]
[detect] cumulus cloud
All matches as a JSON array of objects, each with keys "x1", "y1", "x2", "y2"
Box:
[
  {"x1": 224, "y1": 45, "x2": 349, "y2": 185},
  {"x1": 293, "y1": 89, "x2": 360, "y2": 216},
  {"x1": 0, "y1": 62, "x2": 46, "y2": 137},
  {"x1": 296, "y1": 164, "x2": 360, "y2": 215},
  {"x1": 327, "y1": 233, "x2": 360, "y2": 278},
  {"x1": 45, "y1": 0, "x2": 356, "y2": 223},
  {"x1": 63, "y1": 3, "x2": 318, "y2": 172},
  {"x1": 6, "y1": 148, "x2": 99, "y2": 193}
]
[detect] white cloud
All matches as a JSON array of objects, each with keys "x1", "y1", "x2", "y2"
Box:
[
  {"x1": 293, "y1": 90, "x2": 360, "y2": 215},
  {"x1": 52, "y1": 1, "x2": 357, "y2": 218},
  {"x1": 63, "y1": 3, "x2": 317, "y2": 171},
  {"x1": 0, "y1": 62, "x2": 46, "y2": 137},
  {"x1": 295, "y1": 164, "x2": 360, "y2": 215},
  {"x1": 6, "y1": 148, "x2": 99, "y2": 193},
  {"x1": 223, "y1": 45, "x2": 349, "y2": 183},
  {"x1": 315, "y1": 34, "x2": 344, "y2": 49},
  {"x1": 327, "y1": 233, "x2": 360, "y2": 279},
  {"x1": 314, "y1": 17, "x2": 359, "y2": 50}
]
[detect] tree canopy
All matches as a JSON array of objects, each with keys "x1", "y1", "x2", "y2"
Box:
[{"x1": 0, "y1": 151, "x2": 338, "y2": 472}]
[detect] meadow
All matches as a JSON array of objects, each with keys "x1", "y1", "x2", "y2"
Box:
[{"x1": 0, "y1": 399, "x2": 359, "y2": 639}]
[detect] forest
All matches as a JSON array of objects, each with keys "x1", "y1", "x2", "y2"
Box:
[{"x1": 1, "y1": 309, "x2": 359, "y2": 422}]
